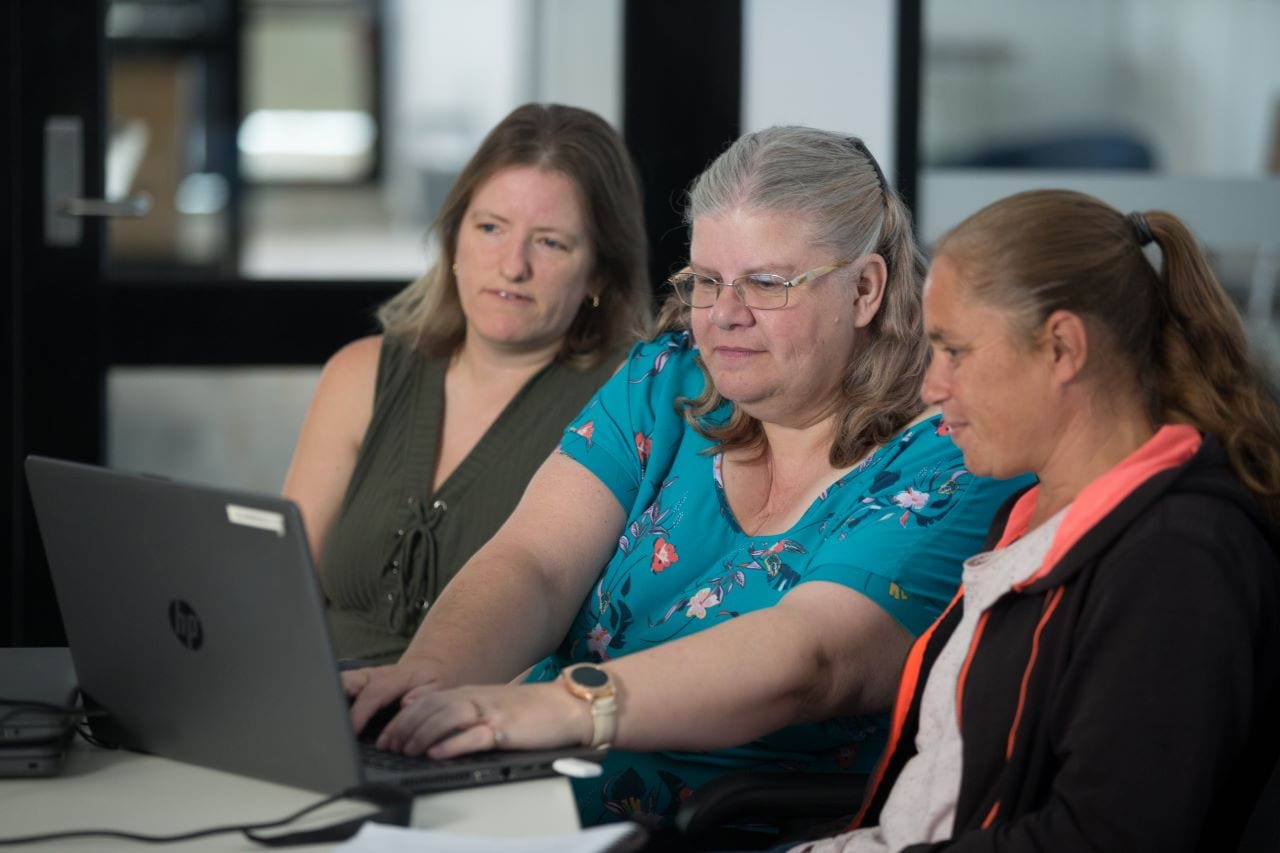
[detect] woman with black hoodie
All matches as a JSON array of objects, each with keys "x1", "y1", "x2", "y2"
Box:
[{"x1": 800, "y1": 189, "x2": 1280, "y2": 853}]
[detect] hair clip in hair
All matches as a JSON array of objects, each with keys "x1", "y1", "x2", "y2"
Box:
[
  {"x1": 847, "y1": 136, "x2": 888, "y2": 194},
  {"x1": 1127, "y1": 212, "x2": 1155, "y2": 247}
]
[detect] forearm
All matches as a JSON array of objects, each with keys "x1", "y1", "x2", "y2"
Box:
[
  {"x1": 397, "y1": 454, "x2": 627, "y2": 686},
  {"x1": 602, "y1": 587, "x2": 907, "y2": 752},
  {"x1": 398, "y1": 537, "x2": 585, "y2": 685},
  {"x1": 605, "y1": 614, "x2": 822, "y2": 752}
]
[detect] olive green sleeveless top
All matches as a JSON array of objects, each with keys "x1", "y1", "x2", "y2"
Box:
[{"x1": 320, "y1": 336, "x2": 622, "y2": 663}]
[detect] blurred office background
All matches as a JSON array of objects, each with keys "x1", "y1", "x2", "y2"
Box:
[
  {"x1": 5, "y1": 0, "x2": 1279, "y2": 644},
  {"x1": 101, "y1": 0, "x2": 901, "y2": 495},
  {"x1": 68, "y1": 0, "x2": 1280, "y2": 493},
  {"x1": 105, "y1": 0, "x2": 1279, "y2": 498}
]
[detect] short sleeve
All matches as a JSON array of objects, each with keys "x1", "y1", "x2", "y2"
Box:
[
  {"x1": 559, "y1": 332, "x2": 699, "y2": 511},
  {"x1": 804, "y1": 428, "x2": 1033, "y2": 637},
  {"x1": 807, "y1": 543, "x2": 956, "y2": 638}
]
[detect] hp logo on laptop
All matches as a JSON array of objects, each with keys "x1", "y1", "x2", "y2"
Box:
[{"x1": 168, "y1": 600, "x2": 204, "y2": 650}]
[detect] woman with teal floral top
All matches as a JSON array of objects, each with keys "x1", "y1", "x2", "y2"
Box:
[{"x1": 344, "y1": 127, "x2": 1031, "y2": 826}]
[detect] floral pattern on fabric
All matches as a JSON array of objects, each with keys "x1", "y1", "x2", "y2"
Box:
[
  {"x1": 819, "y1": 457, "x2": 975, "y2": 539},
  {"x1": 597, "y1": 767, "x2": 693, "y2": 828},
  {"x1": 634, "y1": 432, "x2": 652, "y2": 468},
  {"x1": 529, "y1": 332, "x2": 1033, "y2": 826}
]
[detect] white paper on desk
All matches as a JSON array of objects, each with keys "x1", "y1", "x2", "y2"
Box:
[{"x1": 337, "y1": 821, "x2": 644, "y2": 853}]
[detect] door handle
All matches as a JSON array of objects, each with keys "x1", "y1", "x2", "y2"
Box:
[
  {"x1": 45, "y1": 115, "x2": 152, "y2": 247},
  {"x1": 57, "y1": 194, "x2": 152, "y2": 218}
]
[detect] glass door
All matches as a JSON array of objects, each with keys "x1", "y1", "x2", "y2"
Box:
[{"x1": 6, "y1": 0, "x2": 748, "y2": 645}]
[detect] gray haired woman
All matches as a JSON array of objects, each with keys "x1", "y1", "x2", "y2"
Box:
[{"x1": 342, "y1": 126, "x2": 1031, "y2": 826}]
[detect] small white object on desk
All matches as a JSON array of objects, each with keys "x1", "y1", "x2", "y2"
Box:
[{"x1": 552, "y1": 757, "x2": 605, "y2": 779}]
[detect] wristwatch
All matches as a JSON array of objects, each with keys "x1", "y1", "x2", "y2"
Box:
[{"x1": 560, "y1": 664, "x2": 618, "y2": 749}]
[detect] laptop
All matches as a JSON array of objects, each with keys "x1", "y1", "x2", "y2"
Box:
[
  {"x1": 24, "y1": 455, "x2": 602, "y2": 795},
  {"x1": 0, "y1": 647, "x2": 78, "y2": 778},
  {"x1": 0, "y1": 647, "x2": 78, "y2": 744}
]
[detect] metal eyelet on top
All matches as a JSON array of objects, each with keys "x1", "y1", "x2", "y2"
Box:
[{"x1": 432, "y1": 499, "x2": 447, "y2": 512}]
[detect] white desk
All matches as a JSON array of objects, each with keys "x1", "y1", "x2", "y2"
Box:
[{"x1": 0, "y1": 740, "x2": 581, "y2": 851}]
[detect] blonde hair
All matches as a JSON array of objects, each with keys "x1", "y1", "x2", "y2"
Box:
[
  {"x1": 658, "y1": 126, "x2": 928, "y2": 467},
  {"x1": 378, "y1": 103, "x2": 651, "y2": 369},
  {"x1": 936, "y1": 188, "x2": 1280, "y2": 521}
]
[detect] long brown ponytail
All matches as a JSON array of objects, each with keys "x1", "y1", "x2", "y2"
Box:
[
  {"x1": 936, "y1": 189, "x2": 1280, "y2": 521},
  {"x1": 1144, "y1": 210, "x2": 1280, "y2": 514}
]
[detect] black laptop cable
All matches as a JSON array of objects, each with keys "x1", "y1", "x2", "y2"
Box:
[
  {"x1": 0, "y1": 696, "x2": 87, "y2": 723},
  {"x1": 0, "y1": 696, "x2": 411, "y2": 846},
  {"x1": 0, "y1": 697, "x2": 107, "y2": 730},
  {"x1": 0, "y1": 782, "x2": 413, "y2": 847},
  {"x1": 0, "y1": 694, "x2": 117, "y2": 748}
]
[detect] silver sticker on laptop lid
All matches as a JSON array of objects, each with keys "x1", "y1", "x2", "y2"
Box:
[{"x1": 226, "y1": 504, "x2": 285, "y2": 536}]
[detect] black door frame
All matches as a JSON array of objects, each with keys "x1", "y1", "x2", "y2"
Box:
[
  {"x1": 624, "y1": 0, "x2": 743, "y2": 287},
  {"x1": 896, "y1": 0, "x2": 922, "y2": 214},
  {"x1": 6, "y1": 0, "x2": 109, "y2": 647}
]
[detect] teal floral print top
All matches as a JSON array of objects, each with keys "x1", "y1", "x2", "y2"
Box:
[{"x1": 525, "y1": 332, "x2": 1031, "y2": 827}]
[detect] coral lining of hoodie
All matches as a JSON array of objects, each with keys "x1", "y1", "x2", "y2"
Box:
[
  {"x1": 995, "y1": 424, "x2": 1202, "y2": 589},
  {"x1": 849, "y1": 424, "x2": 1202, "y2": 832}
]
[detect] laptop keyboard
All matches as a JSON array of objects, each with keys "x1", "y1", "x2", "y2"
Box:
[
  {"x1": 358, "y1": 740, "x2": 502, "y2": 770},
  {"x1": 357, "y1": 740, "x2": 562, "y2": 790}
]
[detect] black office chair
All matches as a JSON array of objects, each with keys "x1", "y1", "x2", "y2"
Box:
[
  {"x1": 670, "y1": 771, "x2": 868, "y2": 851},
  {"x1": 1238, "y1": 752, "x2": 1280, "y2": 853},
  {"x1": 673, "y1": 752, "x2": 1280, "y2": 852}
]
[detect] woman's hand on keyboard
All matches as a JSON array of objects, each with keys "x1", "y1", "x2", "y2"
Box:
[
  {"x1": 342, "y1": 660, "x2": 448, "y2": 736},
  {"x1": 373, "y1": 682, "x2": 593, "y2": 758}
]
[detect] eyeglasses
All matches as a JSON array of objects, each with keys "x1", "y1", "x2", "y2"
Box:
[{"x1": 667, "y1": 260, "x2": 852, "y2": 310}]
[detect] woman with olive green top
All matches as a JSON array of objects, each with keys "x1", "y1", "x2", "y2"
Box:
[
  {"x1": 319, "y1": 336, "x2": 624, "y2": 663},
  {"x1": 283, "y1": 104, "x2": 650, "y2": 663}
]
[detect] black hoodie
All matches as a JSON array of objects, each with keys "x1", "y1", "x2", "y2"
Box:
[{"x1": 852, "y1": 433, "x2": 1280, "y2": 852}]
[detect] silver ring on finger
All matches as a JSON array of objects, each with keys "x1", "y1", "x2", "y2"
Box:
[{"x1": 491, "y1": 725, "x2": 506, "y2": 748}]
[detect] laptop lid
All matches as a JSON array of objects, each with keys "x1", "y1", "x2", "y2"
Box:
[
  {"x1": 25, "y1": 455, "x2": 366, "y2": 793},
  {"x1": 24, "y1": 456, "x2": 601, "y2": 796}
]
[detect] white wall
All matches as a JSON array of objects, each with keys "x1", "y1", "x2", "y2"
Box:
[
  {"x1": 388, "y1": 0, "x2": 534, "y2": 141},
  {"x1": 536, "y1": 0, "x2": 623, "y2": 128},
  {"x1": 108, "y1": 368, "x2": 322, "y2": 493},
  {"x1": 742, "y1": 0, "x2": 898, "y2": 185},
  {"x1": 382, "y1": 0, "x2": 622, "y2": 227},
  {"x1": 925, "y1": 0, "x2": 1280, "y2": 175},
  {"x1": 920, "y1": 171, "x2": 1280, "y2": 250},
  {"x1": 1119, "y1": 0, "x2": 1280, "y2": 175},
  {"x1": 923, "y1": 1, "x2": 1119, "y2": 163}
]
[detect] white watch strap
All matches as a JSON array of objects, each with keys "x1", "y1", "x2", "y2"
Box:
[{"x1": 588, "y1": 693, "x2": 618, "y2": 748}]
